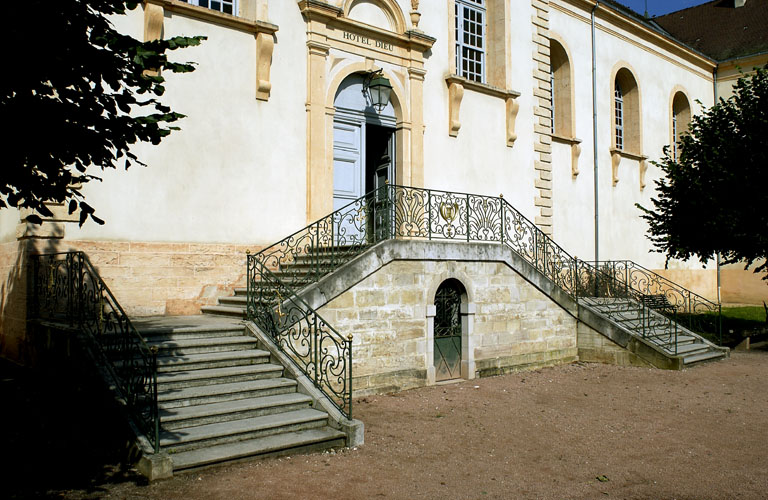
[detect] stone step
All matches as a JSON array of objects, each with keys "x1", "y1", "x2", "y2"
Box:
[
  {"x1": 158, "y1": 378, "x2": 298, "y2": 409},
  {"x1": 169, "y1": 427, "x2": 346, "y2": 470},
  {"x1": 279, "y1": 263, "x2": 336, "y2": 274},
  {"x1": 157, "y1": 363, "x2": 283, "y2": 390},
  {"x1": 219, "y1": 296, "x2": 248, "y2": 306},
  {"x1": 148, "y1": 336, "x2": 258, "y2": 356},
  {"x1": 160, "y1": 408, "x2": 329, "y2": 453},
  {"x1": 683, "y1": 349, "x2": 727, "y2": 366},
  {"x1": 160, "y1": 393, "x2": 313, "y2": 430},
  {"x1": 143, "y1": 327, "x2": 246, "y2": 341},
  {"x1": 156, "y1": 350, "x2": 270, "y2": 373},
  {"x1": 251, "y1": 275, "x2": 314, "y2": 286},
  {"x1": 296, "y1": 245, "x2": 365, "y2": 258},
  {"x1": 201, "y1": 305, "x2": 247, "y2": 318},
  {"x1": 671, "y1": 342, "x2": 710, "y2": 356},
  {"x1": 580, "y1": 297, "x2": 634, "y2": 306}
]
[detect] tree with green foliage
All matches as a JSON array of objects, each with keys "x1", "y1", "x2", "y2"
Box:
[
  {"x1": 1, "y1": 0, "x2": 204, "y2": 225},
  {"x1": 638, "y1": 65, "x2": 768, "y2": 281}
]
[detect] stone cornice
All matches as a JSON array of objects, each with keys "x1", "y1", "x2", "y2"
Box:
[{"x1": 554, "y1": 0, "x2": 715, "y2": 73}]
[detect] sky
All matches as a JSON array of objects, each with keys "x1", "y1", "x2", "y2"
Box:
[{"x1": 611, "y1": 0, "x2": 712, "y2": 17}]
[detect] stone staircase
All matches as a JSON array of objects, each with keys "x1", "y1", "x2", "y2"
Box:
[
  {"x1": 201, "y1": 250, "x2": 343, "y2": 319},
  {"x1": 133, "y1": 316, "x2": 346, "y2": 471},
  {"x1": 204, "y1": 244, "x2": 728, "y2": 368},
  {"x1": 580, "y1": 297, "x2": 727, "y2": 365}
]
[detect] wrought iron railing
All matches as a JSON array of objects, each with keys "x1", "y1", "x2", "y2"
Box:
[
  {"x1": 30, "y1": 252, "x2": 160, "y2": 452},
  {"x1": 595, "y1": 260, "x2": 722, "y2": 345},
  {"x1": 247, "y1": 184, "x2": 724, "y2": 405},
  {"x1": 574, "y1": 259, "x2": 681, "y2": 353},
  {"x1": 252, "y1": 190, "x2": 386, "y2": 284},
  {"x1": 247, "y1": 259, "x2": 352, "y2": 417},
  {"x1": 251, "y1": 184, "x2": 577, "y2": 297}
]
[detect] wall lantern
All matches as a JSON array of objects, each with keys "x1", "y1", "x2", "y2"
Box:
[{"x1": 364, "y1": 69, "x2": 393, "y2": 113}]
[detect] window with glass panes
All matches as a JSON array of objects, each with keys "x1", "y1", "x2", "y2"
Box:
[
  {"x1": 672, "y1": 112, "x2": 678, "y2": 159},
  {"x1": 614, "y1": 82, "x2": 624, "y2": 150},
  {"x1": 180, "y1": 0, "x2": 236, "y2": 15},
  {"x1": 455, "y1": 0, "x2": 486, "y2": 83},
  {"x1": 550, "y1": 68, "x2": 556, "y2": 133}
]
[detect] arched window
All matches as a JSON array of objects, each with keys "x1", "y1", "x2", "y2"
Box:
[
  {"x1": 613, "y1": 68, "x2": 640, "y2": 153},
  {"x1": 671, "y1": 91, "x2": 691, "y2": 160},
  {"x1": 550, "y1": 39, "x2": 573, "y2": 137}
]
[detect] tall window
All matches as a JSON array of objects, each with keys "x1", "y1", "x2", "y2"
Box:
[
  {"x1": 180, "y1": 0, "x2": 236, "y2": 15},
  {"x1": 613, "y1": 68, "x2": 640, "y2": 153},
  {"x1": 672, "y1": 112, "x2": 677, "y2": 159},
  {"x1": 550, "y1": 39, "x2": 573, "y2": 137},
  {"x1": 455, "y1": 0, "x2": 486, "y2": 83},
  {"x1": 550, "y1": 68, "x2": 556, "y2": 133},
  {"x1": 614, "y1": 82, "x2": 624, "y2": 150}
]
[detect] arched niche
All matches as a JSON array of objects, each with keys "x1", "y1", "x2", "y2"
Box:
[
  {"x1": 671, "y1": 89, "x2": 691, "y2": 159},
  {"x1": 549, "y1": 36, "x2": 574, "y2": 138}
]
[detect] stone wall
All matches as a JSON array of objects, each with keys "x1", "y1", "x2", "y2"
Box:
[
  {"x1": 0, "y1": 241, "x2": 28, "y2": 362},
  {"x1": 318, "y1": 258, "x2": 578, "y2": 396},
  {"x1": 576, "y1": 322, "x2": 652, "y2": 368},
  {"x1": 54, "y1": 240, "x2": 260, "y2": 316}
]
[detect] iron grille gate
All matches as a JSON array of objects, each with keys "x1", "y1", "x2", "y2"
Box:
[{"x1": 434, "y1": 282, "x2": 463, "y2": 381}]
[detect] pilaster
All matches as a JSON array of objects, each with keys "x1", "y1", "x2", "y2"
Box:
[
  {"x1": 408, "y1": 67, "x2": 427, "y2": 187},
  {"x1": 306, "y1": 40, "x2": 332, "y2": 221},
  {"x1": 425, "y1": 304, "x2": 436, "y2": 385},
  {"x1": 531, "y1": 0, "x2": 553, "y2": 235}
]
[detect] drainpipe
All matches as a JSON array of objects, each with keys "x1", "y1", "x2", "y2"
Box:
[
  {"x1": 591, "y1": 1, "x2": 600, "y2": 265},
  {"x1": 713, "y1": 65, "x2": 721, "y2": 304}
]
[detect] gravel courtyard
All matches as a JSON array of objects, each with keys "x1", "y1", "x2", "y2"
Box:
[{"x1": 7, "y1": 349, "x2": 768, "y2": 499}]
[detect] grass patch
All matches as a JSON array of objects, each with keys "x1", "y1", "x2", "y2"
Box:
[
  {"x1": 721, "y1": 306, "x2": 767, "y2": 323},
  {"x1": 675, "y1": 305, "x2": 767, "y2": 347}
]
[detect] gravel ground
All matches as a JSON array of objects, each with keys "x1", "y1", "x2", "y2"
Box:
[{"x1": 5, "y1": 349, "x2": 768, "y2": 499}]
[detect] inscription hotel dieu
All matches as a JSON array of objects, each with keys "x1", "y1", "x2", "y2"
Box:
[{"x1": 343, "y1": 31, "x2": 394, "y2": 51}]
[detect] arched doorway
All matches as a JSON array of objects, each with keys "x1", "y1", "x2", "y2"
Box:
[
  {"x1": 332, "y1": 73, "x2": 397, "y2": 216},
  {"x1": 434, "y1": 279, "x2": 466, "y2": 381}
]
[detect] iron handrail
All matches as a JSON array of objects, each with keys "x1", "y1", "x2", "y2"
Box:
[
  {"x1": 246, "y1": 258, "x2": 353, "y2": 418},
  {"x1": 246, "y1": 185, "x2": 724, "y2": 408},
  {"x1": 30, "y1": 251, "x2": 160, "y2": 452},
  {"x1": 595, "y1": 260, "x2": 722, "y2": 344},
  {"x1": 573, "y1": 259, "x2": 681, "y2": 353}
]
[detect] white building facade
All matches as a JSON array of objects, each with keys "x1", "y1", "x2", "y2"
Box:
[{"x1": 1, "y1": 0, "x2": 761, "y2": 364}]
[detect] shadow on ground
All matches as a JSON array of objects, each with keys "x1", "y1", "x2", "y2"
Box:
[{"x1": 0, "y1": 356, "x2": 146, "y2": 498}]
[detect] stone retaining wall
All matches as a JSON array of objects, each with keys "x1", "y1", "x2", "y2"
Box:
[{"x1": 318, "y1": 258, "x2": 578, "y2": 396}]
